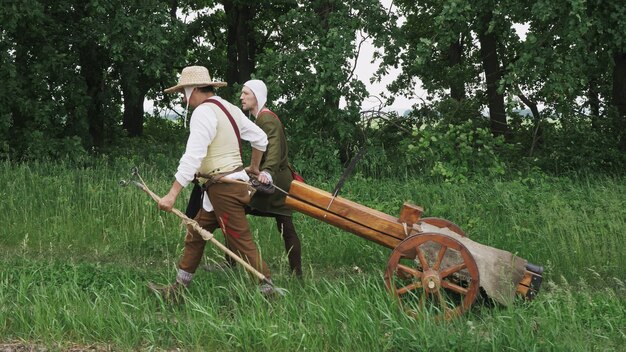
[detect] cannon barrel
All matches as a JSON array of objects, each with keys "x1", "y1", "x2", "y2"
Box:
[
  {"x1": 285, "y1": 181, "x2": 407, "y2": 248},
  {"x1": 285, "y1": 181, "x2": 543, "y2": 302}
]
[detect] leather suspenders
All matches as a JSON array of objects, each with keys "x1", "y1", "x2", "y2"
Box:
[{"x1": 202, "y1": 98, "x2": 242, "y2": 157}]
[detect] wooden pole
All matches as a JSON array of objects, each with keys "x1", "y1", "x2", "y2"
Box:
[{"x1": 127, "y1": 180, "x2": 271, "y2": 285}]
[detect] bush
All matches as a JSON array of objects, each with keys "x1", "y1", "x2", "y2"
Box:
[
  {"x1": 100, "y1": 115, "x2": 187, "y2": 171},
  {"x1": 405, "y1": 120, "x2": 508, "y2": 183},
  {"x1": 537, "y1": 120, "x2": 625, "y2": 174},
  {"x1": 290, "y1": 135, "x2": 342, "y2": 179},
  {"x1": 507, "y1": 113, "x2": 626, "y2": 175},
  {"x1": 20, "y1": 131, "x2": 90, "y2": 165}
]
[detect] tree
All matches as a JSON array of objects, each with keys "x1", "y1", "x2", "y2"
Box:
[
  {"x1": 379, "y1": 0, "x2": 514, "y2": 136},
  {"x1": 504, "y1": 0, "x2": 626, "y2": 154},
  {"x1": 475, "y1": 4, "x2": 508, "y2": 137},
  {"x1": 377, "y1": 0, "x2": 476, "y2": 104},
  {"x1": 0, "y1": 0, "x2": 101, "y2": 157},
  {"x1": 223, "y1": 0, "x2": 256, "y2": 85},
  {"x1": 0, "y1": 0, "x2": 193, "y2": 158},
  {"x1": 108, "y1": 0, "x2": 188, "y2": 137},
  {"x1": 254, "y1": 0, "x2": 387, "y2": 167}
]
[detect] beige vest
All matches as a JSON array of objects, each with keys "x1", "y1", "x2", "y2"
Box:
[{"x1": 196, "y1": 101, "x2": 242, "y2": 181}]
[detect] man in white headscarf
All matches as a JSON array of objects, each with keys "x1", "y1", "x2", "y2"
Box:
[
  {"x1": 205, "y1": 79, "x2": 303, "y2": 278},
  {"x1": 240, "y1": 79, "x2": 303, "y2": 278},
  {"x1": 148, "y1": 66, "x2": 276, "y2": 301}
]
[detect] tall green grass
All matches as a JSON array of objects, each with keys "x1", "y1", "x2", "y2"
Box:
[{"x1": 1, "y1": 160, "x2": 624, "y2": 350}]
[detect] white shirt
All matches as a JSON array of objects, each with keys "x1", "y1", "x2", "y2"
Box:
[{"x1": 174, "y1": 96, "x2": 268, "y2": 212}]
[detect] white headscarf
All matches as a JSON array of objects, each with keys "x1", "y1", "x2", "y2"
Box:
[{"x1": 244, "y1": 79, "x2": 267, "y2": 117}]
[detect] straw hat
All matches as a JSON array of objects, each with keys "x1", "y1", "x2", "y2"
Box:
[{"x1": 164, "y1": 66, "x2": 227, "y2": 93}]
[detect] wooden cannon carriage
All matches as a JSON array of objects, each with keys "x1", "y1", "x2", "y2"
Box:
[{"x1": 285, "y1": 181, "x2": 543, "y2": 319}]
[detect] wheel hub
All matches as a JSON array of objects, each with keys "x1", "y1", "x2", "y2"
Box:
[{"x1": 422, "y1": 269, "x2": 441, "y2": 293}]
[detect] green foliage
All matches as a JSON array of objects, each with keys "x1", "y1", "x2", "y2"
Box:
[
  {"x1": 289, "y1": 135, "x2": 343, "y2": 179},
  {"x1": 0, "y1": 0, "x2": 189, "y2": 158},
  {"x1": 378, "y1": 0, "x2": 626, "y2": 160},
  {"x1": 21, "y1": 133, "x2": 90, "y2": 165},
  {"x1": 534, "y1": 119, "x2": 625, "y2": 174},
  {"x1": 1, "y1": 0, "x2": 624, "y2": 181},
  {"x1": 101, "y1": 115, "x2": 187, "y2": 170},
  {"x1": 355, "y1": 113, "x2": 418, "y2": 178},
  {"x1": 505, "y1": 111, "x2": 626, "y2": 175},
  {"x1": 361, "y1": 115, "x2": 508, "y2": 182},
  {"x1": 407, "y1": 120, "x2": 507, "y2": 183},
  {"x1": 255, "y1": 0, "x2": 386, "y2": 166}
]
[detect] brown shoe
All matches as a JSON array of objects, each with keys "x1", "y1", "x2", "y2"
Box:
[{"x1": 147, "y1": 282, "x2": 185, "y2": 304}]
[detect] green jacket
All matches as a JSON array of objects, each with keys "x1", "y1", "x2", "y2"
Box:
[{"x1": 248, "y1": 110, "x2": 293, "y2": 216}]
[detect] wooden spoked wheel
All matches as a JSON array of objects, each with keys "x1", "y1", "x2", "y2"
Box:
[
  {"x1": 419, "y1": 217, "x2": 467, "y2": 237},
  {"x1": 384, "y1": 233, "x2": 480, "y2": 320}
]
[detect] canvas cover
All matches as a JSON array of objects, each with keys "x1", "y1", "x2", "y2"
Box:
[{"x1": 418, "y1": 222, "x2": 527, "y2": 306}]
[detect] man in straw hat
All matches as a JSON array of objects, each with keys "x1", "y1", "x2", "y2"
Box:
[{"x1": 148, "y1": 65, "x2": 276, "y2": 300}]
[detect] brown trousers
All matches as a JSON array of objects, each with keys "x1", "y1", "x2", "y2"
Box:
[{"x1": 178, "y1": 182, "x2": 270, "y2": 279}]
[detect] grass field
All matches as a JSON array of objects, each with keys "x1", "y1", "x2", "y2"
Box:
[{"x1": 1, "y1": 160, "x2": 624, "y2": 351}]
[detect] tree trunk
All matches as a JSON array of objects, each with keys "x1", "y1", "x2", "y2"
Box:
[
  {"x1": 78, "y1": 42, "x2": 107, "y2": 150},
  {"x1": 120, "y1": 64, "x2": 149, "y2": 137},
  {"x1": 222, "y1": 0, "x2": 255, "y2": 98},
  {"x1": 169, "y1": 0, "x2": 178, "y2": 19},
  {"x1": 588, "y1": 77, "x2": 600, "y2": 129},
  {"x1": 612, "y1": 51, "x2": 626, "y2": 151},
  {"x1": 478, "y1": 11, "x2": 508, "y2": 138},
  {"x1": 314, "y1": 1, "x2": 350, "y2": 163},
  {"x1": 73, "y1": 2, "x2": 109, "y2": 150},
  {"x1": 122, "y1": 92, "x2": 146, "y2": 137},
  {"x1": 9, "y1": 41, "x2": 29, "y2": 136},
  {"x1": 248, "y1": 9, "x2": 258, "y2": 76},
  {"x1": 314, "y1": 1, "x2": 341, "y2": 110},
  {"x1": 517, "y1": 91, "x2": 542, "y2": 156},
  {"x1": 236, "y1": 5, "x2": 254, "y2": 83},
  {"x1": 447, "y1": 37, "x2": 466, "y2": 101},
  {"x1": 224, "y1": 0, "x2": 239, "y2": 87}
]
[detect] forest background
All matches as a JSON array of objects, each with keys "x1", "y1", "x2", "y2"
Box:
[
  {"x1": 1, "y1": 0, "x2": 625, "y2": 350},
  {"x1": 1, "y1": 0, "x2": 625, "y2": 177}
]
